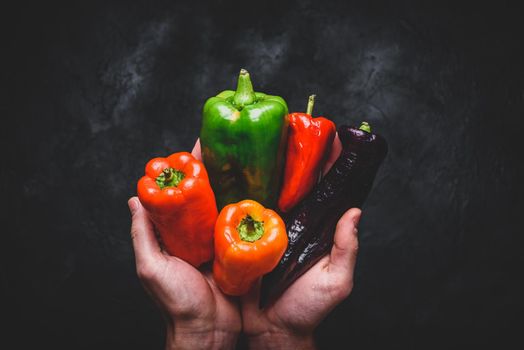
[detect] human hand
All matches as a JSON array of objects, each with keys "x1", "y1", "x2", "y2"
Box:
[
  {"x1": 240, "y1": 134, "x2": 362, "y2": 349},
  {"x1": 128, "y1": 143, "x2": 240, "y2": 350}
]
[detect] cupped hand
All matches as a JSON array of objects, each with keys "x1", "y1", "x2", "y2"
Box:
[
  {"x1": 240, "y1": 134, "x2": 362, "y2": 349},
  {"x1": 131, "y1": 137, "x2": 359, "y2": 349},
  {"x1": 128, "y1": 143, "x2": 240, "y2": 350}
]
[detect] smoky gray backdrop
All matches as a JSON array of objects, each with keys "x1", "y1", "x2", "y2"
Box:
[{"x1": 3, "y1": 1, "x2": 523, "y2": 349}]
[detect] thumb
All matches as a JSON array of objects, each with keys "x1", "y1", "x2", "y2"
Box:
[
  {"x1": 129, "y1": 197, "x2": 162, "y2": 267},
  {"x1": 191, "y1": 138, "x2": 202, "y2": 161},
  {"x1": 329, "y1": 208, "x2": 361, "y2": 273}
]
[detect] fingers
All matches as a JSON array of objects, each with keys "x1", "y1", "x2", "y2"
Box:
[
  {"x1": 191, "y1": 138, "x2": 202, "y2": 161},
  {"x1": 128, "y1": 197, "x2": 162, "y2": 266},
  {"x1": 322, "y1": 133, "x2": 342, "y2": 176},
  {"x1": 329, "y1": 208, "x2": 361, "y2": 272}
]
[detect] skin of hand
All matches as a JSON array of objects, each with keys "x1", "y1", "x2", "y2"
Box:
[
  {"x1": 130, "y1": 137, "x2": 360, "y2": 350},
  {"x1": 239, "y1": 133, "x2": 362, "y2": 349},
  {"x1": 128, "y1": 144, "x2": 241, "y2": 350}
]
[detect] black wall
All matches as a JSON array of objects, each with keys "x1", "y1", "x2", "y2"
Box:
[{"x1": 3, "y1": 1, "x2": 523, "y2": 349}]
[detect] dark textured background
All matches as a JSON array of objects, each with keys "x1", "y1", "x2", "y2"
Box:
[{"x1": 3, "y1": 1, "x2": 524, "y2": 349}]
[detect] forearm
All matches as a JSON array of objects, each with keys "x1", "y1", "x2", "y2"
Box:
[
  {"x1": 246, "y1": 331, "x2": 316, "y2": 350},
  {"x1": 165, "y1": 322, "x2": 238, "y2": 350}
]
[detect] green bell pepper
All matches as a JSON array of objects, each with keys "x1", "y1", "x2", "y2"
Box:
[{"x1": 200, "y1": 69, "x2": 289, "y2": 210}]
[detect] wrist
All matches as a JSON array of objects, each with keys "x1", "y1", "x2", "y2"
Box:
[
  {"x1": 246, "y1": 330, "x2": 316, "y2": 350},
  {"x1": 166, "y1": 320, "x2": 238, "y2": 350}
]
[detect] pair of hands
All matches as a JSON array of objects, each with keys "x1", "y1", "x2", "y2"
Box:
[{"x1": 128, "y1": 139, "x2": 361, "y2": 349}]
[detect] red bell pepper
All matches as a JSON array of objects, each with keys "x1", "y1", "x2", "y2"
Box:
[
  {"x1": 137, "y1": 152, "x2": 217, "y2": 267},
  {"x1": 278, "y1": 95, "x2": 336, "y2": 213}
]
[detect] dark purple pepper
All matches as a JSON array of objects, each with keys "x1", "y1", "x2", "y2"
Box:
[{"x1": 260, "y1": 122, "x2": 388, "y2": 308}]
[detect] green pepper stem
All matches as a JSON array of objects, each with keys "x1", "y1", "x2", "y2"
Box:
[
  {"x1": 163, "y1": 168, "x2": 173, "y2": 183},
  {"x1": 156, "y1": 168, "x2": 185, "y2": 189},
  {"x1": 237, "y1": 215, "x2": 264, "y2": 242},
  {"x1": 233, "y1": 69, "x2": 257, "y2": 109},
  {"x1": 359, "y1": 121, "x2": 371, "y2": 133},
  {"x1": 306, "y1": 94, "x2": 316, "y2": 115}
]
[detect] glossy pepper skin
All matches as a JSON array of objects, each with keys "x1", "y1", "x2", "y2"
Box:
[
  {"x1": 260, "y1": 122, "x2": 388, "y2": 307},
  {"x1": 278, "y1": 95, "x2": 336, "y2": 213},
  {"x1": 200, "y1": 69, "x2": 289, "y2": 210},
  {"x1": 137, "y1": 152, "x2": 218, "y2": 267},
  {"x1": 213, "y1": 199, "x2": 288, "y2": 296}
]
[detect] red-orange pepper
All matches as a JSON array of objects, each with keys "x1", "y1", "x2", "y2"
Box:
[
  {"x1": 137, "y1": 152, "x2": 217, "y2": 267},
  {"x1": 213, "y1": 200, "x2": 288, "y2": 296},
  {"x1": 278, "y1": 95, "x2": 336, "y2": 213}
]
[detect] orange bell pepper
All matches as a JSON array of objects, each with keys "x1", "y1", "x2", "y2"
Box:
[
  {"x1": 137, "y1": 152, "x2": 217, "y2": 267},
  {"x1": 213, "y1": 199, "x2": 288, "y2": 296},
  {"x1": 278, "y1": 95, "x2": 336, "y2": 213}
]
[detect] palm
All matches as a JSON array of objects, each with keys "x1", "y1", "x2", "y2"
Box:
[
  {"x1": 242, "y1": 134, "x2": 358, "y2": 337},
  {"x1": 143, "y1": 254, "x2": 241, "y2": 332},
  {"x1": 242, "y1": 253, "x2": 350, "y2": 336},
  {"x1": 131, "y1": 141, "x2": 242, "y2": 331},
  {"x1": 268, "y1": 256, "x2": 344, "y2": 329}
]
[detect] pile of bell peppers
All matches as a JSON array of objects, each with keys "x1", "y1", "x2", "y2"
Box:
[{"x1": 135, "y1": 68, "x2": 386, "y2": 297}]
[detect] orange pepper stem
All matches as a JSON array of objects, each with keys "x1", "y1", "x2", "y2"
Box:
[
  {"x1": 156, "y1": 168, "x2": 185, "y2": 189},
  {"x1": 237, "y1": 215, "x2": 264, "y2": 242},
  {"x1": 306, "y1": 94, "x2": 316, "y2": 115}
]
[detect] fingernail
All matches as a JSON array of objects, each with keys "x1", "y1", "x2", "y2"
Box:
[{"x1": 128, "y1": 198, "x2": 139, "y2": 215}]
